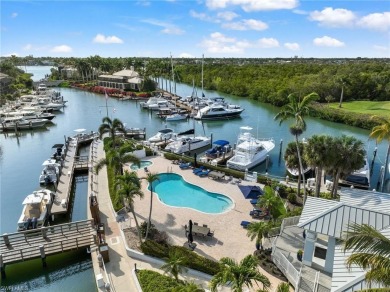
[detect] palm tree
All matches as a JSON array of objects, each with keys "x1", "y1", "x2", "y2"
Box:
[
  {"x1": 284, "y1": 141, "x2": 307, "y2": 195},
  {"x1": 94, "y1": 144, "x2": 140, "y2": 175},
  {"x1": 246, "y1": 221, "x2": 273, "y2": 250},
  {"x1": 256, "y1": 186, "x2": 280, "y2": 220},
  {"x1": 160, "y1": 250, "x2": 188, "y2": 282},
  {"x1": 276, "y1": 282, "x2": 291, "y2": 292},
  {"x1": 304, "y1": 135, "x2": 334, "y2": 197},
  {"x1": 274, "y1": 92, "x2": 319, "y2": 203},
  {"x1": 172, "y1": 282, "x2": 204, "y2": 292},
  {"x1": 210, "y1": 255, "x2": 271, "y2": 292},
  {"x1": 98, "y1": 117, "x2": 126, "y2": 147},
  {"x1": 330, "y1": 135, "x2": 365, "y2": 198},
  {"x1": 115, "y1": 171, "x2": 143, "y2": 244},
  {"x1": 369, "y1": 117, "x2": 390, "y2": 192},
  {"x1": 143, "y1": 172, "x2": 160, "y2": 240},
  {"x1": 343, "y1": 223, "x2": 390, "y2": 288}
]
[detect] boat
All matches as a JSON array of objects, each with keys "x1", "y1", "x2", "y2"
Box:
[
  {"x1": 194, "y1": 103, "x2": 244, "y2": 120},
  {"x1": 39, "y1": 159, "x2": 61, "y2": 185},
  {"x1": 205, "y1": 140, "x2": 232, "y2": 159},
  {"x1": 226, "y1": 126, "x2": 275, "y2": 171},
  {"x1": 0, "y1": 116, "x2": 48, "y2": 131},
  {"x1": 339, "y1": 157, "x2": 370, "y2": 189},
  {"x1": 164, "y1": 128, "x2": 211, "y2": 154},
  {"x1": 17, "y1": 189, "x2": 55, "y2": 231},
  {"x1": 148, "y1": 128, "x2": 176, "y2": 143},
  {"x1": 139, "y1": 95, "x2": 166, "y2": 109},
  {"x1": 165, "y1": 111, "x2": 188, "y2": 121}
]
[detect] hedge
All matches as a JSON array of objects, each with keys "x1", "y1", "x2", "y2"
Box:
[
  {"x1": 141, "y1": 240, "x2": 221, "y2": 275},
  {"x1": 137, "y1": 270, "x2": 182, "y2": 292}
]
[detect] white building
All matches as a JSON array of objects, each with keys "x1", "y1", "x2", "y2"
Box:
[
  {"x1": 97, "y1": 68, "x2": 142, "y2": 91},
  {"x1": 272, "y1": 188, "x2": 390, "y2": 291}
]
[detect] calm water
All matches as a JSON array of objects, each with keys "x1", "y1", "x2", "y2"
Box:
[
  {"x1": 0, "y1": 66, "x2": 387, "y2": 289},
  {"x1": 149, "y1": 173, "x2": 233, "y2": 213}
]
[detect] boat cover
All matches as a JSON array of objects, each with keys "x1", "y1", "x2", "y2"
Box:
[
  {"x1": 238, "y1": 185, "x2": 264, "y2": 199},
  {"x1": 213, "y1": 140, "x2": 229, "y2": 146}
]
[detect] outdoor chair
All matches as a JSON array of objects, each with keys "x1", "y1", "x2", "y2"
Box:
[
  {"x1": 202, "y1": 224, "x2": 208, "y2": 228},
  {"x1": 240, "y1": 221, "x2": 251, "y2": 228},
  {"x1": 207, "y1": 231, "x2": 214, "y2": 238},
  {"x1": 179, "y1": 162, "x2": 192, "y2": 169},
  {"x1": 193, "y1": 222, "x2": 198, "y2": 225},
  {"x1": 192, "y1": 166, "x2": 205, "y2": 174},
  {"x1": 197, "y1": 169, "x2": 211, "y2": 177}
]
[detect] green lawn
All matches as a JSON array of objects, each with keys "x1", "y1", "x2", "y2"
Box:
[{"x1": 328, "y1": 101, "x2": 390, "y2": 119}]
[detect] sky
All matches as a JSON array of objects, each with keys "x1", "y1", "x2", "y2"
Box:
[{"x1": 1, "y1": 0, "x2": 389, "y2": 58}]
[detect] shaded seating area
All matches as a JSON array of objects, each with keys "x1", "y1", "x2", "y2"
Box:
[
  {"x1": 250, "y1": 208, "x2": 270, "y2": 219},
  {"x1": 238, "y1": 185, "x2": 264, "y2": 200}
]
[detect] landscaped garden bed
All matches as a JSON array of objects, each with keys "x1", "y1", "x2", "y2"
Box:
[{"x1": 254, "y1": 249, "x2": 288, "y2": 282}]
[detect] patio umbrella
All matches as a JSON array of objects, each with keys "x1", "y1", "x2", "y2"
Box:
[{"x1": 188, "y1": 220, "x2": 193, "y2": 243}]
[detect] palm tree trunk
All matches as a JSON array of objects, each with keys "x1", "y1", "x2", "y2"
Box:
[
  {"x1": 332, "y1": 171, "x2": 341, "y2": 198},
  {"x1": 145, "y1": 190, "x2": 153, "y2": 240},
  {"x1": 338, "y1": 85, "x2": 344, "y2": 108},
  {"x1": 130, "y1": 207, "x2": 142, "y2": 245},
  {"x1": 315, "y1": 167, "x2": 322, "y2": 197},
  {"x1": 295, "y1": 135, "x2": 307, "y2": 203},
  {"x1": 380, "y1": 144, "x2": 390, "y2": 192}
]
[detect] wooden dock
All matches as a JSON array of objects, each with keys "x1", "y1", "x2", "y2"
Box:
[{"x1": 0, "y1": 219, "x2": 95, "y2": 277}]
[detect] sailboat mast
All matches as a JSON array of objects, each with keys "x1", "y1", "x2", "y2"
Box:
[{"x1": 201, "y1": 54, "x2": 204, "y2": 97}]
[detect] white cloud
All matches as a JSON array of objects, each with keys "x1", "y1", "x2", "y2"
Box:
[
  {"x1": 222, "y1": 19, "x2": 268, "y2": 31},
  {"x1": 200, "y1": 32, "x2": 280, "y2": 54},
  {"x1": 284, "y1": 42, "x2": 300, "y2": 50},
  {"x1": 141, "y1": 19, "x2": 184, "y2": 35},
  {"x1": 23, "y1": 44, "x2": 32, "y2": 51},
  {"x1": 217, "y1": 11, "x2": 239, "y2": 21},
  {"x1": 255, "y1": 38, "x2": 279, "y2": 48},
  {"x1": 309, "y1": 7, "x2": 356, "y2": 27},
  {"x1": 313, "y1": 36, "x2": 345, "y2": 47},
  {"x1": 51, "y1": 45, "x2": 73, "y2": 53},
  {"x1": 93, "y1": 34, "x2": 124, "y2": 44},
  {"x1": 190, "y1": 10, "x2": 216, "y2": 22},
  {"x1": 293, "y1": 9, "x2": 308, "y2": 15},
  {"x1": 357, "y1": 12, "x2": 390, "y2": 31},
  {"x1": 179, "y1": 53, "x2": 195, "y2": 58},
  {"x1": 2, "y1": 53, "x2": 19, "y2": 57},
  {"x1": 161, "y1": 27, "x2": 184, "y2": 35},
  {"x1": 206, "y1": 0, "x2": 298, "y2": 12},
  {"x1": 11, "y1": 12, "x2": 18, "y2": 18}
]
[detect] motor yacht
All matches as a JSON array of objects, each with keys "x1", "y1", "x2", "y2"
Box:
[
  {"x1": 165, "y1": 134, "x2": 211, "y2": 154},
  {"x1": 227, "y1": 126, "x2": 275, "y2": 171},
  {"x1": 194, "y1": 103, "x2": 244, "y2": 120},
  {"x1": 148, "y1": 128, "x2": 176, "y2": 143},
  {"x1": 39, "y1": 159, "x2": 62, "y2": 185}
]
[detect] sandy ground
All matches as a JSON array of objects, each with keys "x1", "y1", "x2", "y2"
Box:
[{"x1": 126, "y1": 155, "x2": 286, "y2": 290}]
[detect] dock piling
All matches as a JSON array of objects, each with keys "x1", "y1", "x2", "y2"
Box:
[
  {"x1": 40, "y1": 245, "x2": 47, "y2": 268},
  {"x1": 0, "y1": 254, "x2": 5, "y2": 279}
]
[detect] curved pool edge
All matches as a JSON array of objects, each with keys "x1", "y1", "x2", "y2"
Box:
[{"x1": 148, "y1": 172, "x2": 236, "y2": 215}]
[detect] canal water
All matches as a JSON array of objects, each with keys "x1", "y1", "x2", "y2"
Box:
[{"x1": 0, "y1": 66, "x2": 387, "y2": 290}]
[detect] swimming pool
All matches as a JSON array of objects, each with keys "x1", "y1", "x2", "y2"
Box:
[
  {"x1": 148, "y1": 173, "x2": 233, "y2": 214},
  {"x1": 130, "y1": 160, "x2": 153, "y2": 170}
]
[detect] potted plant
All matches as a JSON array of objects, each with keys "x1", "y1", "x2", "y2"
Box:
[{"x1": 297, "y1": 249, "x2": 303, "y2": 261}]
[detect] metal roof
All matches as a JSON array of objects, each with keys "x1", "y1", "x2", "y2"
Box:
[
  {"x1": 331, "y1": 225, "x2": 390, "y2": 292},
  {"x1": 340, "y1": 187, "x2": 390, "y2": 214}
]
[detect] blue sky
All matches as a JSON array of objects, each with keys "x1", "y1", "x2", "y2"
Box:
[{"x1": 1, "y1": 0, "x2": 389, "y2": 58}]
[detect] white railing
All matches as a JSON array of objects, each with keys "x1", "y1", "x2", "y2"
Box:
[
  {"x1": 272, "y1": 249, "x2": 300, "y2": 288},
  {"x1": 280, "y1": 216, "x2": 300, "y2": 231}
]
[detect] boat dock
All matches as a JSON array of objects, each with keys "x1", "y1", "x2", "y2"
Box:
[{"x1": 0, "y1": 219, "x2": 95, "y2": 278}]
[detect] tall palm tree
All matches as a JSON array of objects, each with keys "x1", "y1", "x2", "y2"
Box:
[
  {"x1": 160, "y1": 251, "x2": 188, "y2": 282},
  {"x1": 304, "y1": 135, "x2": 335, "y2": 197},
  {"x1": 172, "y1": 282, "x2": 204, "y2": 292},
  {"x1": 274, "y1": 92, "x2": 319, "y2": 203},
  {"x1": 98, "y1": 117, "x2": 126, "y2": 148},
  {"x1": 94, "y1": 144, "x2": 140, "y2": 175},
  {"x1": 284, "y1": 141, "x2": 307, "y2": 194},
  {"x1": 343, "y1": 223, "x2": 390, "y2": 288},
  {"x1": 210, "y1": 255, "x2": 271, "y2": 292},
  {"x1": 369, "y1": 117, "x2": 390, "y2": 192},
  {"x1": 246, "y1": 221, "x2": 273, "y2": 250},
  {"x1": 143, "y1": 172, "x2": 160, "y2": 240},
  {"x1": 115, "y1": 171, "x2": 143, "y2": 245},
  {"x1": 330, "y1": 135, "x2": 365, "y2": 198}
]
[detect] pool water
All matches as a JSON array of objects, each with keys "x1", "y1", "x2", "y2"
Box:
[
  {"x1": 148, "y1": 173, "x2": 233, "y2": 214},
  {"x1": 130, "y1": 160, "x2": 153, "y2": 170}
]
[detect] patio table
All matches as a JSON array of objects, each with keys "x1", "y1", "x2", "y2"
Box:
[{"x1": 192, "y1": 225, "x2": 210, "y2": 236}]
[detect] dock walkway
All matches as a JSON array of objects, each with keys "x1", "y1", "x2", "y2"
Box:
[{"x1": 0, "y1": 220, "x2": 94, "y2": 269}]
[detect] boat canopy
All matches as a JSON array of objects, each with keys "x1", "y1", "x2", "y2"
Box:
[
  {"x1": 213, "y1": 140, "x2": 230, "y2": 147},
  {"x1": 158, "y1": 128, "x2": 173, "y2": 134},
  {"x1": 22, "y1": 192, "x2": 43, "y2": 205}
]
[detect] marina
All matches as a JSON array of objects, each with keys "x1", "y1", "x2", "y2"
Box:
[{"x1": 1, "y1": 66, "x2": 389, "y2": 291}]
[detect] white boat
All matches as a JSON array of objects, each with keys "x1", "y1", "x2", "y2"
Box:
[
  {"x1": 17, "y1": 189, "x2": 55, "y2": 231},
  {"x1": 39, "y1": 159, "x2": 61, "y2": 185},
  {"x1": 165, "y1": 111, "x2": 188, "y2": 121},
  {"x1": 148, "y1": 100, "x2": 174, "y2": 111},
  {"x1": 194, "y1": 103, "x2": 244, "y2": 120},
  {"x1": 140, "y1": 96, "x2": 166, "y2": 109},
  {"x1": 165, "y1": 135, "x2": 211, "y2": 154},
  {"x1": 0, "y1": 116, "x2": 48, "y2": 131},
  {"x1": 227, "y1": 126, "x2": 275, "y2": 171},
  {"x1": 340, "y1": 157, "x2": 370, "y2": 188},
  {"x1": 148, "y1": 128, "x2": 176, "y2": 143}
]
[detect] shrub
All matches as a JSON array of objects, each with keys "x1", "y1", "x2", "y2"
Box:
[
  {"x1": 137, "y1": 270, "x2": 180, "y2": 292},
  {"x1": 141, "y1": 240, "x2": 169, "y2": 258},
  {"x1": 287, "y1": 193, "x2": 296, "y2": 203}
]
